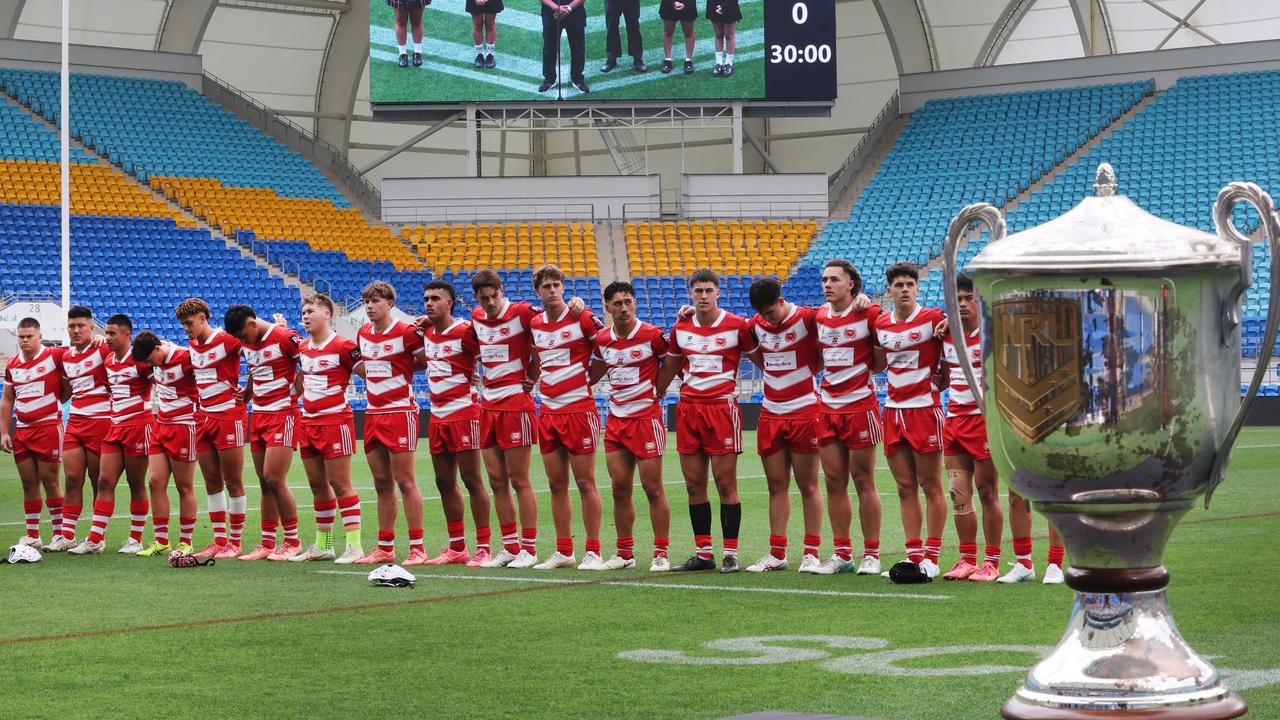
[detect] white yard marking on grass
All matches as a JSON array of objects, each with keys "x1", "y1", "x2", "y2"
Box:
[{"x1": 311, "y1": 570, "x2": 951, "y2": 600}]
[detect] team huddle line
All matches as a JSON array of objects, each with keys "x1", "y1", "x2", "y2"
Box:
[{"x1": 1, "y1": 261, "x2": 1063, "y2": 583}]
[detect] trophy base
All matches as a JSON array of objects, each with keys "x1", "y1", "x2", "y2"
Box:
[
  {"x1": 1001, "y1": 587, "x2": 1246, "y2": 719},
  {"x1": 1001, "y1": 693, "x2": 1246, "y2": 719}
]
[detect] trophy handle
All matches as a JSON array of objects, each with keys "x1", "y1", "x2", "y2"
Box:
[
  {"x1": 941, "y1": 203, "x2": 1007, "y2": 413},
  {"x1": 1207, "y1": 182, "x2": 1280, "y2": 505}
]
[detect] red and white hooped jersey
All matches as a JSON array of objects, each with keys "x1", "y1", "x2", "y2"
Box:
[
  {"x1": 423, "y1": 318, "x2": 481, "y2": 421},
  {"x1": 472, "y1": 299, "x2": 538, "y2": 412},
  {"x1": 104, "y1": 349, "x2": 153, "y2": 425},
  {"x1": 4, "y1": 346, "x2": 64, "y2": 428},
  {"x1": 358, "y1": 320, "x2": 425, "y2": 415},
  {"x1": 816, "y1": 303, "x2": 881, "y2": 413},
  {"x1": 669, "y1": 310, "x2": 757, "y2": 401},
  {"x1": 188, "y1": 329, "x2": 245, "y2": 418},
  {"x1": 875, "y1": 305, "x2": 945, "y2": 409},
  {"x1": 593, "y1": 321, "x2": 668, "y2": 420},
  {"x1": 531, "y1": 308, "x2": 603, "y2": 414},
  {"x1": 152, "y1": 345, "x2": 199, "y2": 425},
  {"x1": 299, "y1": 332, "x2": 361, "y2": 423},
  {"x1": 750, "y1": 304, "x2": 820, "y2": 419},
  {"x1": 61, "y1": 344, "x2": 112, "y2": 419},
  {"x1": 943, "y1": 326, "x2": 983, "y2": 418},
  {"x1": 242, "y1": 324, "x2": 302, "y2": 414}
]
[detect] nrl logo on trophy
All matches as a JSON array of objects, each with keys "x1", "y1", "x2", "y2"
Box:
[{"x1": 993, "y1": 297, "x2": 1083, "y2": 443}]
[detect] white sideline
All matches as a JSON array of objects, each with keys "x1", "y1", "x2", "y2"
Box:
[{"x1": 311, "y1": 570, "x2": 953, "y2": 601}]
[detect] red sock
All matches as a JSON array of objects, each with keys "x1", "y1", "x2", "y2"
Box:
[
  {"x1": 153, "y1": 515, "x2": 169, "y2": 545},
  {"x1": 377, "y1": 530, "x2": 396, "y2": 552},
  {"x1": 23, "y1": 500, "x2": 41, "y2": 539},
  {"x1": 833, "y1": 536, "x2": 852, "y2": 562},
  {"x1": 408, "y1": 527, "x2": 424, "y2": 551},
  {"x1": 694, "y1": 533, "x2": 713, "y2": 560},
  {"x1": 447, "y1": 520, "x2": 466, "y2": 551},
  {"x1": 769, "y1": 534, "x2": 787, "y2": 560},
  {"x1": 617, "y1": 536, "x2": 634, "y2": 560},
  {"x1": 984, "y1": 545, "x2": 1001, "y2": 566},
  {"x1": 88, "y1": 500, "x2": 114, "y2": 544},
  {"x1": 282, "y1": 517, "x2": 300, "y2": 547},
  {"x1": 338, "y1": 494, "x2": 361, "y2": 531},
  {"x1": 585, "y1": 537, "x2": 601, "y2": 555},
  {"x1": 1013, "y1": 536, "x2": 1033, "y2": 569},
  {"x1": 61, "y1": 503, "x2": 81, "y2": 540},
  {"x1": 520, "y1": 527, "x2": 537, "y2": 555},
  {"x1": 500, "y1": 522, "x2": 519, "y2": 554},
  {"x1": 803, "y1": 534, "x2": 820, "y2": 558},
  {"x1": 261, "y1": 520, "x2": 278, "y2": 550},
  {"x1": 653, "y1": 536, "x2": 669, "y2": 559},
  {"x1": 475, "y1": 524, "x2": 491, "y2": 552},
  {"x1": 179, "y1": 515, "x2": 196, "y2": 545},
  {"x1": 905, "y1": 538, "x2": 923, "y2": 563},
  {"x1": 129, "y1": 500, "x2": 148, "y2": 542},
  {"x1": 864, "y1": 539, "x2": 880, "y2": 559},
  {"x1": 958, "y1": 542, "x2": 977, "y2": 565},
  {"x1": 722, "y1": 537, "x2": 738, "y2": 557},
  {"x1": 556, "y1": 537, "x2": 573, "y2": 556},
  {"x1": 312, "y1": 498, "x2": 337, "y2": 534},
  {"x1": 924, "y1": 536, "x2": 942, "y2": 563},
  {"x1": 1047, "y1": 545, "x2": 1065, "y2": 567},
  {"x1": 209, "y1": 509, "x2": 227, "y2": 545},
  {"x1": 46, "y1": 497, "x2": 64, "y2": 536}
]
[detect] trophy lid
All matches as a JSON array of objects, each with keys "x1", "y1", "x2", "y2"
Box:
[{"x1": 965, "y1": 164, "x2": 1242, "y2": 272}]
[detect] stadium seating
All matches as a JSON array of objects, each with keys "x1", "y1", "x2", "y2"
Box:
[
  {"x1": 405, "y1": 222, "x2": 600, "y2": 277},
  {"x1": 626, "y1": 219, "x2": 818, "y2": 325},
  {"x1": 783, "y1": 81, "x2": 1153, "y2": 308},
  {"x1": 0, "y1": 69, "x2": 431, "y2": 312},
  {"x1": 965, "y1": 70, "x2": 1280, "y2": 357}
]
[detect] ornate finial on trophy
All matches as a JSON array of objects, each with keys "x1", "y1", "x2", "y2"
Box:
[{"x1": 1094, "y1": 163, "x2": 1117, "y2": 197}]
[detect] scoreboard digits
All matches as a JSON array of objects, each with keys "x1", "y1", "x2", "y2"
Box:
[{"x1": 763, "y1": 0, "x2": 837, "y2": 100}]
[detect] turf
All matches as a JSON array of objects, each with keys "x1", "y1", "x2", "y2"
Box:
[
  {"x1": 370, "y1": 0, "x2": 765, "y2": 103},
  {"x1": 3, "y1": 428, "x2": 1279, "y2": 719}
]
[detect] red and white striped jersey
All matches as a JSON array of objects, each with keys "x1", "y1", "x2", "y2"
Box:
[
  {"x1": 531, "y1": 308, "x2": 603, "y2": 414},
  {"x1": 61, "y1": 344, "x2": 112, "y2": 419},
  {"x1": 357, "y1": 320, "x2": 425, "y2": 415},
  {"x1": 472, "y1": 299, "x2": 538, "y2": 412},
  {"x1": 943, "y1": 327, "x2": 983, "y2": 418},
  {"x1": 4, "y1": 346, "x2": 64, "y2": 428},
  {"x1": 423, "y1": 319, "x2": 480, "y2": 421},
  {"x1": 152, "y1": 346, "x2": 199, "y2": 425},
  {"x1": 189, "y1": 329, "x2": 245, "y2": 418},
  {"x1": 299, "y1": 333, "x2": 361, "y2": 423},
  {"x1": 242, "y1": 324, "x2": 301, "y2": 415},
  {"x1": 669, "y1": 310, "x2": 757, "y2": 401},
  {"x1": 593, "y1": 321, "x2": 668, "y2": 420},
  {"x1": 874, "y1": 305, "x2": 945, "y2": 409},
  {"x1": 816, "y1": 303, "x2": 881, "y2": 413},
  {"x1": 750, "y1": 305, "x2": 820, "y2": 419},
  {"x1": 104, "y1": 350, "x2": 152, "y2": 426}
]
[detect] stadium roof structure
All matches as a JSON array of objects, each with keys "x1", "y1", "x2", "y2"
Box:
[{"x1": 6, "y1": 0, "x2": 1280, "y2": 181}]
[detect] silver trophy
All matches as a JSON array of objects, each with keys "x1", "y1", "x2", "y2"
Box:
[{"x1": 941, "y1": 164, "x2": 1278, "y2": 719}]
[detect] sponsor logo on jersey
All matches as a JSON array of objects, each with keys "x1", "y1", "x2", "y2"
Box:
[
  {"x1": 631, "y1": 349, "x2": 642, "y2": 359},
  {"x1": 785, "y1": 331, "x2": 796, "y2": 342},
  {"x1": 645, "y1": 441, "x2": 655, "y2": 450},
  {"x1": 500, "y1": 327, "x2": 510, "y2": 336},
  {"x1": 561, "y1": 330, "x2": 572, "y2": 340},
  {"x1": 909, "y1": 331, "x2": 922, "y2": 342},
  {"x1": 510, "y1": 431, "x2": 520, "y2": 441}
]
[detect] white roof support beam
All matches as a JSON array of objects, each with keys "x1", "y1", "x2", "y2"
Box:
[
  {"x1": 315, "y1": 0, "x2": 367, "y2": 152},
  {"x1": 1070, "y1": 0, "x2": 1114, "y2": 56},
  {"x1": 873, "y1": 0, "x2": 935, "y2": 75},
  {"x1": 0, "y1": 0, "x2": 25, "y2": 38},
  {"x1": 156, "y1": 0, "x2": 218, "y2": 54}
]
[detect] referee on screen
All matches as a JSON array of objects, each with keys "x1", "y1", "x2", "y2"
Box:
[{"x1": 540, "y1": 0, "x2": 589, "y2": 94}]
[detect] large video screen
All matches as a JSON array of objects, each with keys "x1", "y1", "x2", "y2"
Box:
[{"x1": 369, "y1": 0, "x2": 835, "y2": 104}]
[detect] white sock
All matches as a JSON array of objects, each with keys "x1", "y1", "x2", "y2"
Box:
[
  {"x1": 716, "y1": 51, "x2": 724, "y2": 64},
  {"x1": 726, "y1": 53, "x2": 734, "y2": 65},
  {"x1": 207, "y1": 490, "x2": 227, "y2": 514},
  {"x1": 398, "y1": 44, "x2": 408, "y2": 55},
  {"x1": 685, "y1": 55, "x2": 693, "y2": 62},
  {"x1": 413, "y1": 42, "x2": 422, "y2": 53},
  {"x1": 229, "y1": 495, "x2": 248, "y2": 516},
  {"x1": 487, "y1": 42, "x2": 495, "y2": 54},
  {"x1": 475, "y1": 44, "x2": 484, "y2": 55}
]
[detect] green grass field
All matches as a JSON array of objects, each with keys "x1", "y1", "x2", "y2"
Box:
[
  {"x1": 370, "y1": 0, "x2": 765, "y2": 102},
  {"x1": 3, "y1": 428, "x2": 1279, "y2": 719}
]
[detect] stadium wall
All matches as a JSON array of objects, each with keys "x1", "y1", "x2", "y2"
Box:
[
  {"x1": 0, "y1": 39, "x2": 201, "y2": 89},
  {"x1": 381, "y1": 174, "x2": 661, "y2": 223},
  {"x1": 679, "y1": 173, "x2": 828, "y2": 218},
  {"x1": 900, "y1": 38, "x2": 1280, "y2": 111}
]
